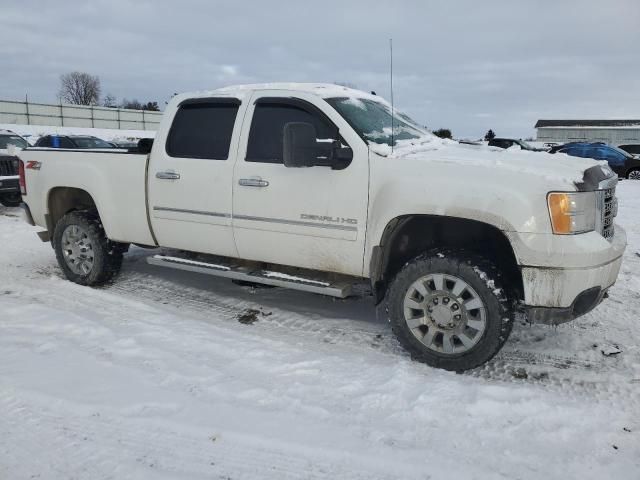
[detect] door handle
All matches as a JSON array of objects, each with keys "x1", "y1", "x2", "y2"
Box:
[
  {"x1": 156, "y1": 170, "x2": 181, "y2": 180},
  {"x1": 239, "y1": 177, "x2": 269, "y2": 187}
]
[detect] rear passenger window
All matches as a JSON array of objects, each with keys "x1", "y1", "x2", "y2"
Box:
[
  {"x1": 622, "y1": 145, "x2": 640, "y2": 155},
  {"x1": 246, "y1": 102, "x2": 338, "y2": 163},
  {"x1": 59, "y1": 137, "x2": 75, "y2": 149},
  {"x1": 166, "y1": 100, "x2": 240, "y2": 160},
  {"x1": 37, "y1": 136, "x2": 52, "y2": 147}
]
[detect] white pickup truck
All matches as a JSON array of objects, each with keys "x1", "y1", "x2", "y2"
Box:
[{"x1": 18, "y1": 83, "x2": 626, "y2": 371}]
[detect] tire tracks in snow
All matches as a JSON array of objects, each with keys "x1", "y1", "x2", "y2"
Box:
[
  {"x1": 0, "y1": 390, "x2": 403, "y2": 480},
  {"x1": 21, "y1": 259, "x2": 640, "y2": 406}
]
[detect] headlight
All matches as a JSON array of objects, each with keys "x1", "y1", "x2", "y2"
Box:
[{"x1": 547, "y1": 192, "x2": 596, "y2": 234}]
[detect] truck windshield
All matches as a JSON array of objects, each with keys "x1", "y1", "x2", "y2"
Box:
[{"x1": 326, "y1": 97, "x2": 427, "y2": 146}]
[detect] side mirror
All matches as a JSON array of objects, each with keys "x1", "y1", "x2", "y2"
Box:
[
  {"x1": 283, "y1": 122, "x2": 353, "y2": 169},
  {"x1": 283, "y1": 122, "x2": 319, "y2": 168}
]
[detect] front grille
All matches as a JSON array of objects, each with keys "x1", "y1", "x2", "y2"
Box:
[
  {"x1": 0, "y1": 156, "x2": 19, "y2": 176},
  {"x1": 597, "y1": 186, "x2": 617, "y2": 241}
]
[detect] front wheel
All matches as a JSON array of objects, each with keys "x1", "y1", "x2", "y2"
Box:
[
  {"x1": 387, "y1": 250, "x2": 514, "y2": 371},
  {"x1": 627, "y1": 168, "x2": 640, "y2": 180},
  {"x1": 53, "y1": 211, "x2": 126, "y2": 286}
]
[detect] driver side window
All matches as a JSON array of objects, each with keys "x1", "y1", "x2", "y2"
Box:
[{"x1": 246, "y1": 101, "x2": 338, "y2": 164}]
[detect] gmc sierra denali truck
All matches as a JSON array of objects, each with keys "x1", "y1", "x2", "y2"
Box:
[{"x1": 18, "y1": 83, "x2": 626, "y2": 371}]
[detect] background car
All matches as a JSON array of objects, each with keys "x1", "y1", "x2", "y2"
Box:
[
  {"x1": 618, "y1": 144, "x2": 640, "y2": 157},
  {"x1": 0, "y1": 130, "x2": 27, "y2": 207},
  {"x1": 0, "y1": 130, "x2": 29, "y2": 153},
  {"x1": 488, "y1": 137, "x2": 545, "y2": 151},
  {"x1": 112, "y1": 140, "x2": 141, "y2": 149},
  {"x1": 34, "y1": 135, "x2": 116, "y2": 149},
  {"x1": 550, "y1": 142, "x2": 640, "y2": 179}
]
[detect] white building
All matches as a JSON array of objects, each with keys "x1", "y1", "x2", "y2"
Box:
[{"x1": 535, "y1": 120, "x2": 640, "y2": 146}]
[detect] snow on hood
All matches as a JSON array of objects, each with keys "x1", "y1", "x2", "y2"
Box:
[{"x1": 370, "y1": 136, "x2": 606, "y2": 187}]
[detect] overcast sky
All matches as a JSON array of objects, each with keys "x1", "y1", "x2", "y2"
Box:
[{"x1": 2, "y1": 0, "x2": 639, "y2": 138}]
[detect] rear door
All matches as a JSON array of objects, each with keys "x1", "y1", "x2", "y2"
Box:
[
  {"x1": 231, "y1": 91, "x2": 369, "y2": 276},
  {"x1": 147, "y1": 96, "x2": 245, "y2": 256}
]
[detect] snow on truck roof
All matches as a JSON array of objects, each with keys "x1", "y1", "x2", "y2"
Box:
[
  {"x1": 180, "y1": 83, "x2": 384, "y2": 102},
  {"x1": 217, "y1": 82, "x2": 374, "y2": 97}
]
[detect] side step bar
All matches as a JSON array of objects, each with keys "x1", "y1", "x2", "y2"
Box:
[{"x1": 147, "y1": 255, "x2": 353, "y2": 298}]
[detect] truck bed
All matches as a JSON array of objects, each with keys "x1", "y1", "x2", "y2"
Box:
[{"x1": 19, "y1": 148, "x2": 155, "y2": 245}]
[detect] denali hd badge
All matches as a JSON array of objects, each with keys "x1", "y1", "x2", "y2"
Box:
[{"x1": 301, "y1": 214, "x2": 357, "y2": 225}]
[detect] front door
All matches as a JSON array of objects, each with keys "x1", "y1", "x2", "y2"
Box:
[
  {"x1": 147, "y1": 96, "x2": 244, "y2": 256},
  {"x1": 232, "y1": 91, "x2": 369, "y2": 277}
]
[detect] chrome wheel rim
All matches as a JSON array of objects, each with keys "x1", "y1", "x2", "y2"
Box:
[
  {"x1": 628, "y1": 170, "x2": 640, "y2": 180},
  {"x1": 61, "y1": 224, "x2": 95, "y2": 275},
  {"x1": 403, "y1": 273, "x2": 487, "y2": 355}
]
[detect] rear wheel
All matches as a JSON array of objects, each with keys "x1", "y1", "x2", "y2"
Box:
[
  {"x1": 387, "y1": 249, "x2": 514, "y2": 371},
  {"x1": 53, "y1": 211, "x2": 126, "y2": 286},
  {"x1": 627, "y1": 169, "x2": 640, "y2": 180}
]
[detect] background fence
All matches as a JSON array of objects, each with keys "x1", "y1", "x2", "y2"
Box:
[{"x1": 0, "y1": 99, "x2": 162, "y2": 131}]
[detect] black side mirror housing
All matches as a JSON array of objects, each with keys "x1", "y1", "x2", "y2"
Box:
[
  {"x1": 283, "y1": 122, "x2": 353, "y2": 169},
  {"x1": 283, "y1": 122, "x2": 318, "y2": 168}
]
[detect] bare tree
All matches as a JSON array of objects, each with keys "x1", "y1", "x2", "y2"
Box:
[
  {"x1": 58, "y1": 71, "x2": 101, "y2": 105},
  {"x1": 102, "y1": 93, "x2": 117, "y2": 108},
  {"x1": 142, "y1": 101, "x2": 160, "y2": 111},
  {"x1": 433, "y1": 128, "x2": 453, "y2": 139},
  {"x1": 120, "y1": 98, "x2": 143, "y2": 110},
  {"x1": 120, "y1": 99, "x2": 159, "y2": 111}
]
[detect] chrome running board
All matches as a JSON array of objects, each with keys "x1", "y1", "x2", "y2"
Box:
[{"x1": 147, "y1": 254, "x2": 353, "y2": 298}]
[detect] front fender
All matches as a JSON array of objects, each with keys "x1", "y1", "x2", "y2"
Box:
[{"x1": 364, "y1": 154, "x2": 555, "y2": 276}]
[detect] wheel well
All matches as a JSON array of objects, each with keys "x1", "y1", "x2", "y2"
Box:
[
  {"x1": 371, "y1": 215, "x2": 523, "y2": 303},
  {"x1": 47, "y1": 187, "x2": 98, "y2": 233}
]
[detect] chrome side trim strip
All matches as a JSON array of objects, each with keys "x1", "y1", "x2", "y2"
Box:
[
  {"x1": 153, "y1": 206, "x2": 231, "y2": 218},
  {"x1": 233, "y1": 214, "x2": 358, "y2": 231},
  {"x1": 152, "y1": 207, "x2": 358, "y2": 231}
]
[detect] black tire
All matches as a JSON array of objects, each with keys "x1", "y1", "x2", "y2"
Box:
[
  {"x1": 53, "y1": 210, "x2": 125, "y2": 286},
  {"x1": 0, "y1": 193, "x2": 22, "y2": 207},
  {"x1": 387, "y1": 249, "x2": 514, "y2": 371},
  {"x1": 626, "y1": 168, "x2": 640, "y2": 180}
]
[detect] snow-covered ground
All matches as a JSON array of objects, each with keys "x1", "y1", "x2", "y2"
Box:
[{"x1": 1, "y1": 185, "x2": 639, "y2": 479}]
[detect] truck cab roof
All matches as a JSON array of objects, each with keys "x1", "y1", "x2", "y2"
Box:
[{"x1": 175, "y1": 83, "x2": 384, "y2": 107}]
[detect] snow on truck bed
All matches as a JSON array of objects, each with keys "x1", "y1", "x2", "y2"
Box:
[{"x1": 1, "y1": 184, "x2": 640, "y2": 479}]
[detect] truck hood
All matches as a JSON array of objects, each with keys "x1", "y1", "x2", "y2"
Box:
[{"x1": 369, "y1": 137, "x2": 609, "y2": 190}]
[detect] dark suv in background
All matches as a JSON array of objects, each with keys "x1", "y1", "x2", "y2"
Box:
[
  {"x1": 0, "y1": 130, "x2": 29, "y2": 207},
  {"x1": 34, "y1": 135, "x2": 116, "y2": 149},
  {"x1": 550, "y1": 142, "x2": 640, "y2": 179},
  {"x1": 618, "y1": 144, "x2": 640, "y2": 157}
]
